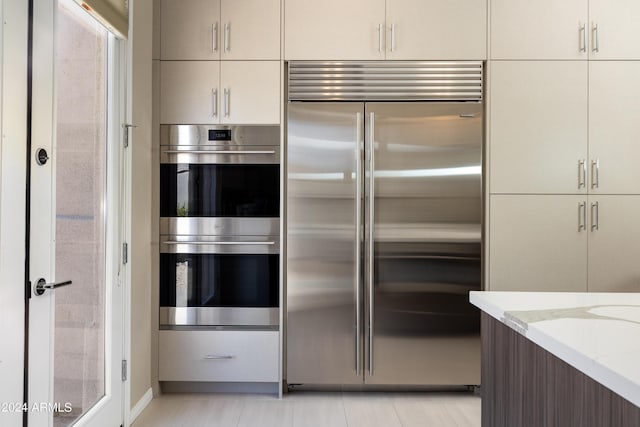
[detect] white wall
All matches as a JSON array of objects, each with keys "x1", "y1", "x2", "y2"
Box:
[
  {"x1": 0, "y1": 0, "x2": 28, "y2": 425},
  {"x1": 129, "y1": 0, "x2": 154, "y2": 410}
]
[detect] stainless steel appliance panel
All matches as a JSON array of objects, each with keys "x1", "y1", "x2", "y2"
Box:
[
  {"x1": 364, "y1": 102, "x2": 482, "y2": 385},
  {"x1": 160, "y1": 234, "x2": 280, "y2": 255},
  {"x1": 160, "y1": 124, "x2": 281, "y2": 146},
  {"x1": 160, "y1": 307, "x2": 279, "y2": 327},
  {"x1": 160, "y1": 125, "x2": 280, "y2": 164},
  {"x1": 286, "y1": 102, "x2": 363, "y2": 385},
  {"x1": 160, "y1": 217, "x2": 279, "y2": 237}
]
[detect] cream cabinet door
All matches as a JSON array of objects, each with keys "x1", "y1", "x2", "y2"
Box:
[
  {"x1": 221, "y1": 0, "x2": 280, "y2": 60},
  {"x1": 588, "y1": 196, "x2": 640, "y2": 292},
  {"x1": 284, "y1": 0, "x2": 385, "y2": 60},
  {"x1": 220, "y1": 61, "x2": 280, "y2": 124},
  {"x1": 589, "y1": 62, "x2": 640, "y2": 194},
  {"x1": 386, "y1": 0, "x2": 486, "y2": 60},
  {"x1": 160, "y1": 0, "x2": 221, "y2": 60},
  {"x1": 589, "y1": 0, "x2": 640, "y2": 59},
  {"x1": 160, "y1": 61, "x2": 220, "y2": 124},
  {"x1": 490, "y1": 0, "x2": 587, "y2": 59},
  {"x1": 489, "y1": 195, "x2": 588, "y2": 292},
  {"x1": 489, "y1": 61, "x2": 588, "y2": 194},
  {"x1": 159, "y1": 330, "x2": 279, "y2": 382}
]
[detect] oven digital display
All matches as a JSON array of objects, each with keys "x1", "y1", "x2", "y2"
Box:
[{"x1": 208, "y1": 129, "x2": 231, "y2": 141}]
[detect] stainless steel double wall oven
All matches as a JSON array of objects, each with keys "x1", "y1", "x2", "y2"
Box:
[{"x1": 160, "y1": 125, "x2": 280, "y2": 327}]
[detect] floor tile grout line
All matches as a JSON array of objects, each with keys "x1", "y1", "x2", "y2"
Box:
[
  {"x1": 341, "y1": 391, "x2": 352, "y2": 427},
  {"x1": 235, "y1": 397, "x2": 246, "y2": 427}
]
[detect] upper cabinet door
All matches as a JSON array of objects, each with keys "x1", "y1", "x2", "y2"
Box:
[
  {"x1": 589, "y1": 0, "x2": 640, "y2": 59},
  {"x1": 160, "y1": 61, "x2": 220, "y2": 124},
  {"x1": 386, "y1": 0, "x2": 486, "y2": 60},
  {"x1": 220, "y1": 61, "x2": 280, "y2": 124},
  {"x1": 490, "y1": 0, "x2": 587, "y2": 59},
  {"x1": 589, "y1": 62, "x2": 640, "y2": 194},
  {"x1": 284, "y1": 0, "x2": 385, "y2": 60},
  {"x1": 160, "y1": 0, "x2": 221, "y2": 60},
  {"x1": 220, "y1": 0, "x2": 281, "y2": 60},
  {"x1": 489, "y1": 61, "x2": 588, "y2": 194}
]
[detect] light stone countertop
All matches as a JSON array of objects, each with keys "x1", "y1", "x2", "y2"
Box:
[{"x1": 470, "y1": 291, "x2": 640, "y2": 408}]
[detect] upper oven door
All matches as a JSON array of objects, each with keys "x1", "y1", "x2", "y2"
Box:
[{"x1": 160, "y1": 125, "x2": 280, "y2": 218}]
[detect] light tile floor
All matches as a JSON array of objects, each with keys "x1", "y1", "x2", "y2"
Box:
[{"x1": 132, "y1": 392, "x2": 481, "y2": 427}]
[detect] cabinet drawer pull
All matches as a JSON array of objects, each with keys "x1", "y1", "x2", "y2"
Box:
[
  {"x1": 578, "y1": 201, "x2": 586, "y2": 232},
  {"x1": 390, "y1": 24, "x2": 396, "y2": 52},
  {"x1": 591, "y1": 159, "x2": 599, "y2": 189},
  {"x1": 204, "y1": 355, "x2": 234, "y2": 360},
  {"x1": 578, "y1": 159, "x2": 586, "y2": 189},
  {"x1": 579, "y1": 23, "x2": 586, "y2": 53},
  {"x1": 212, "y1": 88, "x2": 218, "y2": 118},
  {"x1": 212, "y1": 22, "x2": 218, "y2": 53},
  {"x1": 591, "y1": 202, "x2": 599, "y2": 231},
  {"x1": 224, "y1": 88, "x2": 230, "y2": 117},
  {"x1": 592, "y1": 23, "x2": 599, "y2": 53},
  {"x1": 224, "y1": 22, "x2": 230, "y2": 52}
]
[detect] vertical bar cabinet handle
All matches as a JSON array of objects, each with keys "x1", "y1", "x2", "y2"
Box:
[
  {"x1": 355, "y1": 112, "x2": 362, "y2": 375},
  {"x1": 592, "y1": 23, "x2": 599, "y2": 53},
  {"x1": 591, "y1": 201, "x2": 599, "y2": 231},
  {"x1": 377, "y1": 24, "x2": 383, "y2": 53},
  {"x1": 224, "y1": 88, "x2": 230, "y2": 117},
  {"x1": 578, "y1": 201, "x2": 586, "y2": 232},
  {"x1": 591, "y1": 159, "x2": 599, "y2": 189},
  {"x1": 580, "y1": 23, "x2": 586, "y2": 53},
  {"x1": 368, "y1": 112, "x2": 375, "y2": 376},
  {"x1": 390, "y1": 24, "x2": 396, "y2": 52},
  {"x1": 212, "y1": 22, "x2": 218, "y2": 52},
  {"x1": 578, "y1": 159, "x2": 586, "y2": 189},
  {"x1": 212, "y1": 88, "x2": 218, "y2": 118},
  {"x1": 224, "y1": 22, "x2": 230, "y2": 52}
]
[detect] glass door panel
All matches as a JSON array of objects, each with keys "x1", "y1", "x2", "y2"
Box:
[{"x1": 53, "y1": 2, "x2": 107, "y2": 425}]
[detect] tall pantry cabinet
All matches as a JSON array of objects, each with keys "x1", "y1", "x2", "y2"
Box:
[
  {"x1": 488, "y1": 0, "x2": 640, "y2": 292},
  {"x1": 155, "y1": 0, "x2": 283, "y2": 388}
]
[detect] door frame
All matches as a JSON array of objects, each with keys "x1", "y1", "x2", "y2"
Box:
[
  {"x1": 0, "y1": 0, "x2": 29, "y2": 425},
  {"x1": 27, "y1": 0, "x2": 128, "y2": 425}
]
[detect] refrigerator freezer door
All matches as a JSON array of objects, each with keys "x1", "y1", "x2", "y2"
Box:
[
  {"x1": 364, "y1": 102, "x2": 482, "y2": 385},
  {"x1": 286, "y1": 102, "x2": 364, "y2": 385}
]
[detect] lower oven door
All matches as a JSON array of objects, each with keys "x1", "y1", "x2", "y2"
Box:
[{"x1": 160, "y1": 235, "x2": 279, "y2": 327}]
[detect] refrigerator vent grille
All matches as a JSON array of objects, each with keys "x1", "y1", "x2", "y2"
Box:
[{"x1": 288, "y1": 61, "x2": 483, "y2": 102}]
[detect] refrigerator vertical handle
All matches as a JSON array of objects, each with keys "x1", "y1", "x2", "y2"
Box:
[
  {"x1": 368, "y1": 112, "x2": 375, "y2": 376},
  {"x1": 355, "y1": 112, "x2": 362, "y2": 376}
]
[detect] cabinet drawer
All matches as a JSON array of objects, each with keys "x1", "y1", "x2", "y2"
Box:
[{"x1": 159, "y1": 330, "x2": 279, "y2": 382}]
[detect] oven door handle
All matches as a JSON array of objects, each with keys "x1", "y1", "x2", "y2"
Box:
[
  {"x1": 162, "y1": 240, "x2": 276, "y2": 245},
  {"x1": 162, "y1": 150, "x2": 276, "y2": 155}
]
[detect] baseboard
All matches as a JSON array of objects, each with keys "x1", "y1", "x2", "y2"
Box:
[
  {"x1": 129, "y1": 388, "x2": 153, "y2": 424},
  {"x1": 160, "y1": 381, "x2": 279, "y2": 395}
]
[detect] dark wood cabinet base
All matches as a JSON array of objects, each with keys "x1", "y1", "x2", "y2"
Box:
[{"x1": 481, "y1": 313, "x2": 640, "y2": 426}]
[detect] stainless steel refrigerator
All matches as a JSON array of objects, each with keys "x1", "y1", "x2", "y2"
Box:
[{"x1": 286, "y1": 62, "x2": 483, "y2": 386}]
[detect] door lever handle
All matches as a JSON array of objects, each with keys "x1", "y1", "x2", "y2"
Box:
[{"x1": 34, "y1": 278, "x2": 73, "y2": 296}]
